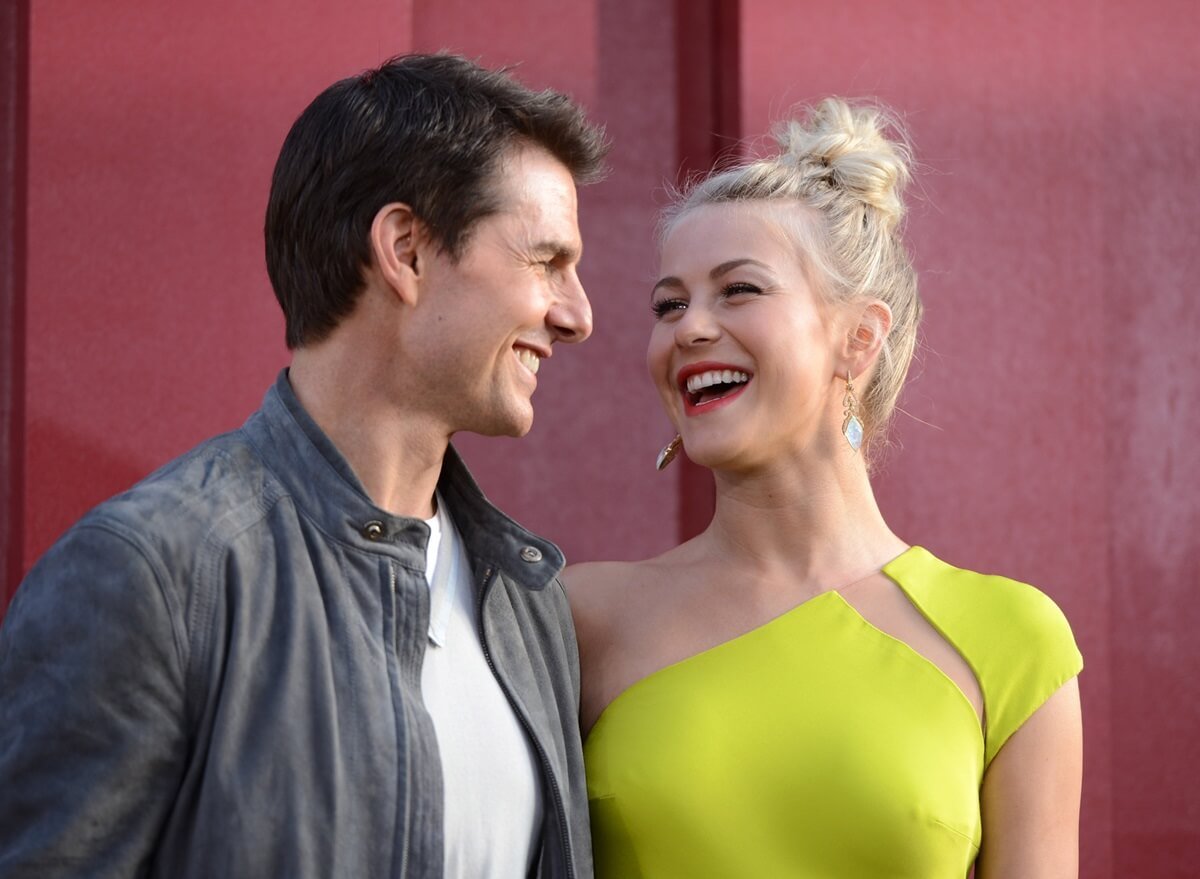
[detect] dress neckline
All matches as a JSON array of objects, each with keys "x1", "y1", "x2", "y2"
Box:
[{"x1": 585, "y1": 545, "x2": 931, "y2": 745}]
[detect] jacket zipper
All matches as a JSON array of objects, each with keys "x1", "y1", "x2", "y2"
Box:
[
  {"x1": 476, "y1": 564, "x2": 574, "y2": 879},
  {"x1": 390, "y1": 562, "x2": 412, "y2": 879}
]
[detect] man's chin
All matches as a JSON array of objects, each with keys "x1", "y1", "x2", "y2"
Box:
[
  {"x1": 499, "y1": 420, "x2": 534, "y2": 439},
  {"x1": 461, "y1": 409, "x2": 535, "y2": 440}
]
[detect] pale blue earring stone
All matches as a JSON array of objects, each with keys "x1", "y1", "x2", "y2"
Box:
[{"x1": 843, "y1": 416, "x2": 864, "y2": 451}]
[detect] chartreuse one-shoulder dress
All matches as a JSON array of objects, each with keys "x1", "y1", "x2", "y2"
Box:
[{"x1": 584, "y1": 546, "x2": 1082, "y2": 878}]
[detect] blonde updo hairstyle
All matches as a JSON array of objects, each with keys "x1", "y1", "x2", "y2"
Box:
[{"x1": 663, "y1": 98, "x2": 921, "y2": 463}]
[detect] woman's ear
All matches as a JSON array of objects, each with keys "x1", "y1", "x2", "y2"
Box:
[
  {"x1": 369, "y1": 202, "x2": 421, "y2": 307},
  {"x1": 843, "y1": 299, "x2": 893, "y2": 377}
]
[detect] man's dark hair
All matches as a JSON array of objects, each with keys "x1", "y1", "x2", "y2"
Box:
[{"x1": 265, "y1": 53, "x2": 608, "y2": 349}]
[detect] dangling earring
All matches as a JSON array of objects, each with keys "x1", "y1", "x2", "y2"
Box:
[
  {"x1": 656, "y1": 435, "x2": 682, "y2": 471},
  {"x1": 842, "y1": 372, "x2": 864, "y2": 451}
]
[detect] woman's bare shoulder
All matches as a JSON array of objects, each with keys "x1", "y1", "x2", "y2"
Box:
[
  {"x1": 563, "y1": 543, "x2": 702, "y2": 628},
  {"x1": 563, "y1": 558, "x2": 649, "y2": 591},
  {"x1": 562, "y1": 558, "x2": 657, "y2": 619},
  {"x1": 563, "y1": 542, "x2": 696, "y2": 598}
]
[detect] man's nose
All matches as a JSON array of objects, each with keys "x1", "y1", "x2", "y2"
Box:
[{"x1": 549, "y1": 271, "x2": 593, "y2": 343}]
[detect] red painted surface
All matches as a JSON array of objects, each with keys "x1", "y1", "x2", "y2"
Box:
[
  {"x1": 1, "y1": 0, "x2": 28, "y2": 605},
  {"x1": 11, "y1": 0, "x2": 683, "y2": 593},
  {"x1": 21, "y1": 0, "x2": 414, "y2": 576},
  {"x1": 741, "y1": 0, "x2": 1199, "y2": 875},
  {"x1": 7, "y1": 2, "x2": 1197, "y2": 874},
  {"x1": 1098, "y1": 4, "x2": 1200, "y2": 872}
]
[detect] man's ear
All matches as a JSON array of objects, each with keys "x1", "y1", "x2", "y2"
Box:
[
  {"x1": 841, "y1": 299, "x2": 893, "y2": 378},
  {"x1": 369, "y1": 202, "x2": 422, "y2": 307}
]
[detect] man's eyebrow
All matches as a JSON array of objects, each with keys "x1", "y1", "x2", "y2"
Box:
[
  {"x1": 530, "y1": 240, "x2": 582, "y2": 262},
  {"x1": 651, "y1": 258, "x2": 772, "y2": 298}
]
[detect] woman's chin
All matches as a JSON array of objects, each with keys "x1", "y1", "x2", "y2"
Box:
[{"x1": 679, "y1": 439, "x2": 760, "y2": 473}]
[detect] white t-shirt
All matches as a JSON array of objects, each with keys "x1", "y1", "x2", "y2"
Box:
[{"x1": 420, "y1": 498, "x2": 545, "y2": 877}]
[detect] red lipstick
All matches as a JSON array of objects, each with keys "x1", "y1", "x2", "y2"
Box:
[{"x1": 676, "y1": 361, "x2": 754, "y2": 417}]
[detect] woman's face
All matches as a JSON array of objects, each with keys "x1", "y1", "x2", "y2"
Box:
[{"x1": 647, "y1": 201, "x2": 848, "y2": 471}]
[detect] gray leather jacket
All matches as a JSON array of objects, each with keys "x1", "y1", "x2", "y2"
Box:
[{"x1": 0, "y1": 371, "x2": 593, "y2": 878}]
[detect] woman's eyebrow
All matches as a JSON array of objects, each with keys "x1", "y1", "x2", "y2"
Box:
[
  {"x1": 652, "y1": 258, "x2": 772, "y2": 299},
  {"x1": 710, "y1": 258, "x2": 770, "y2": 278},
  {"x1": 650, "y1": 275, "x2": 685, "y2": 298}
]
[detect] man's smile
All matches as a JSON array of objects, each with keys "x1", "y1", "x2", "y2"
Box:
[{"x1": 515, "y1": 345, "x2": 543, "y2": 376}]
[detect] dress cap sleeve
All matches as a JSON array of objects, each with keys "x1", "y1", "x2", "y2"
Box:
[{"x1": 885, "y1": 547, "x2": 1083, "y2": 768}]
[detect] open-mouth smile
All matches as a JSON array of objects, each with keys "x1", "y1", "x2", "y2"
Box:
[{"x1": 677, "y1": 362, "x2": 753, "y2": 416}]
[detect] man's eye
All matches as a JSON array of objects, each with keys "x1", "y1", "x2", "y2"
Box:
[{"x1": 651, "y1": 298, "x2": 687, "y2": 318}]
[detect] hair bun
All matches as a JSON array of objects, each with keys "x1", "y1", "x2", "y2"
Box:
[{"x1": 775, "y1": 98, "x2": 911, "y2": 230}]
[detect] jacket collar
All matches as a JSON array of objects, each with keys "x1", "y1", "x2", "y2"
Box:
[{"x1": 241, "y1": 370, "x2": 564, "y2": 590}]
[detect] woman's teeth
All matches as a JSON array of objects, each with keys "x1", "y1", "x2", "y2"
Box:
[
  {"x1": 685, "y1": 369, "x2": 750, "y2": 394},
  {"x1": 516, "y1": 347, "x2": 541, "y2": 375}
]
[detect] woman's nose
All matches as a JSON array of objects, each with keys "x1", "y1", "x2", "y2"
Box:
[{"x1": 674, "y1": 303, "x2": 720, "y2": 347}]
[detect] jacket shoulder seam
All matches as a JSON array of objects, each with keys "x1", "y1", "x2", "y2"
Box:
[
  {"x1": 70, "y1": 519, "x2": 189, "y2": 689},
  {"x1": 185, "y1": 477, "x2": 290, "y2": 724}
]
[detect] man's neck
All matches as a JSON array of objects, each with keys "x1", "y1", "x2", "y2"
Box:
[{"x1": 287, "y1": 349, "x2": 447, "y2": 520}]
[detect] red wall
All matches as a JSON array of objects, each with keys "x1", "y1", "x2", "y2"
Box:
[
  {"x1": 5, "y1": 1, "x2": 1198, "y2": 875},
  {"x1": 740, "y1": 0, "x2": 1199, "y2": 875},
  {"x1": 12, "y1": 0, "x2": 682, "y2": 580},
  {"x1": 1100, "y1": 3, "x2": 1200, "y2": 868},
  {"x1": 22, "y1": 0, "x2": 407, "y2": 564},
  {"x1": 1, "y1": 0, "x2": 28, "y2": 600}
]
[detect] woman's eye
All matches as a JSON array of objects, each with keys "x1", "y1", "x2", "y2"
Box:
[
  {"x1": 723, "y1": 282, "x2": 761, "y2": 297},
  {"x1": 651, "y1": 298, "x2": 687, "y2": 318}
]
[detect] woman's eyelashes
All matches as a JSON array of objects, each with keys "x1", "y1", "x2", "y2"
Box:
[
  {"x1": 651, "y1": 297, "x2": 687, "y2": 318},
  {"x1": 721, "y1": 281, "x2": 763, "y2": 298},
  {"x1": 650, "y1": 282, "x2": 764, "y2": 319}
]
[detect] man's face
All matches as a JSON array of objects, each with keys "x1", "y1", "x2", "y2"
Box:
[{"x1": 406, "y1": 144, "x2": 592, "y2": 438}]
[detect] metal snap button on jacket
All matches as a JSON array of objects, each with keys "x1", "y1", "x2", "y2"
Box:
[
  {"x1": 519, "y1": 546, "x2": 543, "y2": 563},
  {"x1": 362, "y1": 521, "x2": 385, "y2": 541}
]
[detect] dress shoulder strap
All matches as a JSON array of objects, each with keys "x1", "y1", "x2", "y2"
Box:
[{"x1": 884, "y1": 547, "x2": 1083, "y2": 768}]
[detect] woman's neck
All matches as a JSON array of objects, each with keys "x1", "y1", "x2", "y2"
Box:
[{"x1": 699, "y1": 452, "x2": 907, "y2": 593}]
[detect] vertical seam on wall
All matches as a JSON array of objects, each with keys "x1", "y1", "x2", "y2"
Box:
[
  {"x1": 672, "y1": 0, "x2": 741, "y2": 541},
  {"x1": 713, "y1": 0, "x2": 741, "y2": 162},
  {"x1": 1, "y1": 0, "x2": 29, "y2": 610}
]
